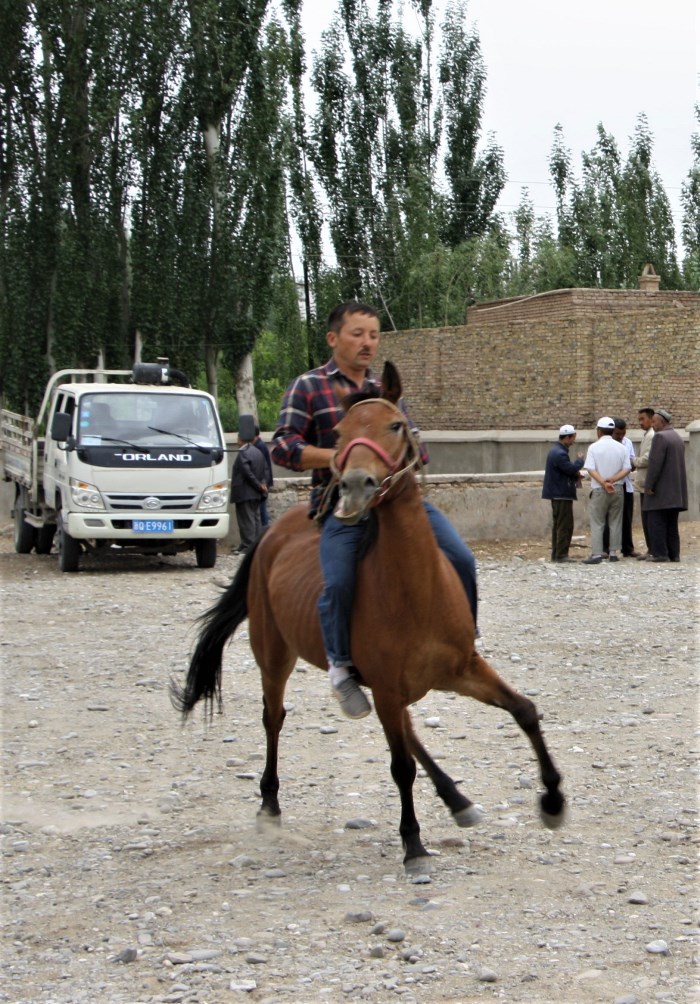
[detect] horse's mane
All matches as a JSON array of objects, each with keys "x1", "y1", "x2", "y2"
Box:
[{"x1": 341, "y1": 386, "x2": 382, "y2": 412}]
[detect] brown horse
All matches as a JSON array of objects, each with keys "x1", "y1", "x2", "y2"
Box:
[{"x1": 172, "y1": 363, "x2": 566, "y2": 872}]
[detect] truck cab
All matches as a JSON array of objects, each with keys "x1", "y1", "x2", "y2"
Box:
[{"x1": 5, "y1": 363, "x2": 230, "y2": 571}]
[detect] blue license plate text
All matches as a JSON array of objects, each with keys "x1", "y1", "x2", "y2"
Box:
[{"x1": 133, "y1": 519, "x2": 174, "y2": 533}]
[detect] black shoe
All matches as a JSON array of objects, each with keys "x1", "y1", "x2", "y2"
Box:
[
  {"x1": 650, "y1": 556, "x2": 670, "y2": 562},
  {"x1": 582, "y1": 555, "x2": 603, "y2": 565},
  {"x1": 608, "y1": 554, "x2": 619, "y2": 562}
]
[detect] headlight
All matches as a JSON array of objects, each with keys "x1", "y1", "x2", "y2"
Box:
[
  {"x1": 70, "y1": 478, "x2": 105, "y2": 510},
  {"x1": 198, "y1": 482, "x2": 228, "y2": 510}
]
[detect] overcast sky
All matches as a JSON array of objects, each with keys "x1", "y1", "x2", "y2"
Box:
[{"x1": 300, "y1": 0, "x2": 698, "y2": 238}]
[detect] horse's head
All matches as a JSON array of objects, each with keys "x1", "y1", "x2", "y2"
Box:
[{"x1": 332, "y1": 362, "x2": 420, "y2": 524}]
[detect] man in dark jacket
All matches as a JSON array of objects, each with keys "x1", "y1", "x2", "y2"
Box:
[
  {"x1": 252, "y1": 424, "x2": 274, "y2": 527},
  {"x1": 643, "y1": 408, "x2": 688, "y2": 562},
  {"x1": 231, "y1": 427, "x2": 268, "y2": 554},
  {"x1": 542, "y1": 424, "x2": 585, "y2": 562}
]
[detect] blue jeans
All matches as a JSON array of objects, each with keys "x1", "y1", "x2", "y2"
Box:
[{"x1": 318, "y1": 501, "x2": 478, "y2": 666}]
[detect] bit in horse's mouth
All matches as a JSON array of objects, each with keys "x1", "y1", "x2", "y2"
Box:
[{"x1": 333, "y1": 498, "x2": 366, "y2": 525}]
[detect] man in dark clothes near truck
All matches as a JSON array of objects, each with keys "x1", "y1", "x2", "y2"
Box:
[{"x1": 231, "y1": 416, "x2": 268, "y2": 554}]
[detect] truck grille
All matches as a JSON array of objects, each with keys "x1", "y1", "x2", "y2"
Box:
[{"x1": 103, "y1": 492, "x2": 199, "y2": 512}]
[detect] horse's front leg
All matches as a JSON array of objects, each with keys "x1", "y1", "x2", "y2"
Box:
[
  {"x1": 375, "y1": 699, "x2": 431, "y2": 872},
  {"x1": 258, "y1": 690, "x2": 286, "y2": 825},
  {"x1": 404, "y1": 710, "x2": 482, "y2": 828}
]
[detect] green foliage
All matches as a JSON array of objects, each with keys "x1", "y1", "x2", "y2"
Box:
[
  {"x1": 2, "y1": 0, "x2": 301, "y2": 411},
  {"x1": 439, "y1": 3, "x2": 505, "y2": 246},
  {"x1": 681, "y1": 105, "x2": 700, "y2": 288},
  {"x1": 545, "y1": 116, "x2": 680, "y2": 290},
  {"x1": 2, "y1": 0, "x2": 695, "y2": 419}
]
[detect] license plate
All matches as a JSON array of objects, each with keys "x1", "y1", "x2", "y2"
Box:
[{"x1": 132, "y1": 519, "x2": 174, "y2": 533}]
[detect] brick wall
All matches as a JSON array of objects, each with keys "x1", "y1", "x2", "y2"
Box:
[{"x1": 380, "y1": 288, "x2": 700, "y2": 430}]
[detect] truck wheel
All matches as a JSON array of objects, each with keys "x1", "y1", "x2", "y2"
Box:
[
  {"x1": 14, "y1": 490, "x2": 37, "y2": 554},
  {"x1": 194, "y1": 539, "x2": 217, "y2": 568},
  {"x1": 35, "y1": 524, "x2": 57, "y2": 554},
  {"x1": 58, "y1": 521, "x2": 81, "y2": 572}
]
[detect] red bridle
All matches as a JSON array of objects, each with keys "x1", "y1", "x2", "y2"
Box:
[{"x1": 334, "y1": 436, "x2": 403, "y2": 474}]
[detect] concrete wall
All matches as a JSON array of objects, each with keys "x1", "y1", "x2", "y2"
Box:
[
  {"x1": 4, "y1": 422, "x2": 697, "y2": 552},
  {"x1": 265, "y1": 428, "x2": 692, "y2": 485},
  {"x1": 228, "y1": 470, "x2": 633, "y2": 550}
]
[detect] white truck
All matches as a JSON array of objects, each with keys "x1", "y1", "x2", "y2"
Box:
[{"x1": 1, "y1": 361, "x2": 230, "y2": 571}]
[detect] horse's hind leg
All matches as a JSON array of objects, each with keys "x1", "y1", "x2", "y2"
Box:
[
  {"x1": 257, "y1": 655, "x2": 296, "y2": 826},
  {"x1": 459, "y1": 654, "x2": 566, "y2": 827},
  {"x1": 404, "y1": 711, "x2": 482, "y2": 828}
]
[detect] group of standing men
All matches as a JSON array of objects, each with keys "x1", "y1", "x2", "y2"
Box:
[{"x1": 543, "y1": 407, "x2": 688, "y2": 564}]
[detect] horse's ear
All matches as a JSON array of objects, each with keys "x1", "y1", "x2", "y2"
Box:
[{"x1": 381, "y1": 361, "x2": 402, "y2": 404}]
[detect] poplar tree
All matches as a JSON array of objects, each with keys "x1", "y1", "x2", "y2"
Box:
[
  {"x1": 309, "y1": 0, "x2": 504, "y2": 329},
  {"x1": 439, "y1": 0, "x2": 504, "y2": 248},
  {"x1": 547, "y1": 116, "x2": 679, "y2": 289},
  {"x1": 680, "y1": 104, "x2": 700, "y2": 288}
]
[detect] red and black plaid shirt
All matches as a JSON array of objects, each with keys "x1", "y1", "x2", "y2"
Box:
[{"x1": 271, "y1": 359, "x2": 426, "y2": 514}]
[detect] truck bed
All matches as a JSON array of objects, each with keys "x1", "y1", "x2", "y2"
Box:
[{"x1": 1, "y1": 409, "x2": 45, "y2": 497}]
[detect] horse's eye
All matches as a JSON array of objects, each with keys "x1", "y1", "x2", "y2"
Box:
[{"x1": 389, "y1": 421, "x2": 404, "y2": 433}]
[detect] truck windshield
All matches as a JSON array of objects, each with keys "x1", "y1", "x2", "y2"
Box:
[{"x1": 78, "y1": 393, "x2": 222, "y2": 449}]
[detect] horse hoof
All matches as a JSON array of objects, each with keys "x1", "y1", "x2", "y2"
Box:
[
  {"x1": 540, "y1": 802, "x2": 567, "y2": 830},
  {"x1": 453, "y1": 804, "x2": 482, "y2": 828},
  {"x1": 404, "y1": 855, "x2": 433, "y2": 877},
  {"x1": 256, "y1": 810, "x2": 281, "y2": 833}
]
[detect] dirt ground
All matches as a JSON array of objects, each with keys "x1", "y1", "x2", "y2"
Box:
[{"x1": 1, "y1": 518, "x2": 698, "y2": 1004}]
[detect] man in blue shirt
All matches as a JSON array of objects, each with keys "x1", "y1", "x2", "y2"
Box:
[{"x1": 542, "y1": 424, "x2": 585, "y2": 562}]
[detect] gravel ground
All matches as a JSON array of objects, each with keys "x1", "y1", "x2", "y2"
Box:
[{"x1": 1, "y1": 519, "x2": 699, "y2": 1004}]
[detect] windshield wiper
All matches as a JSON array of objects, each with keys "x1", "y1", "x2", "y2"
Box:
[
  {"x1": 147, "y1": 426, "x2": 222, "y2": 459},
  {"x1": 84, "y1": 436, "x2": 143, "y2": 450}
]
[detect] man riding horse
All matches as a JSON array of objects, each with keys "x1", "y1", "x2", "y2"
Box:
[{"x1": 271, "y1": 301, "x2": 479, "y2": 719}]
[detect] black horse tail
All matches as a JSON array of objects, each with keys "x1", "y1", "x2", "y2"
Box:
[{"x1": 170, "y1": 543, "x2": 258, "y2": 719}]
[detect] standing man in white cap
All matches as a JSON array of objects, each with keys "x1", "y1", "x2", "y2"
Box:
[
  {"x1": 542, "y1": 424, "x2": 585, "y2": 561},
  {"x1": 582, "y1": 417, "x2": 631, "y2": 564}
]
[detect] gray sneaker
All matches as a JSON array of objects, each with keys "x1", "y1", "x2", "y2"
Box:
[{"x1": 333, "y1": 678, "x2": 372, "y2": 719}]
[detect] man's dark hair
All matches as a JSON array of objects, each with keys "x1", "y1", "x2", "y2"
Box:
[
  {"x1": 328, "y1": 301, "x2": 379, "y2": 333},
  {"x1": 638, "y1": 407, "x2": 654, "y2": 418},
  {"x1": 613, "y1": 417, "x2": 627, "y2": 430}
]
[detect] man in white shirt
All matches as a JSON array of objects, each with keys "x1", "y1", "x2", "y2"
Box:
[
  {"x1": 582, "y1": 416, "x2": 631, "y2": 565},
  {"x1": 612, "y1": 417, "x2": 640, "y2": 557}
]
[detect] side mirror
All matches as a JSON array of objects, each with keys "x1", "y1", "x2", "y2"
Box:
[
  {"x1": 50, "y1": 412, "x2": 76, "y2": 450},
  {"x1": 51, "y1": 412, "x2": 72, "y2": 441}
]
